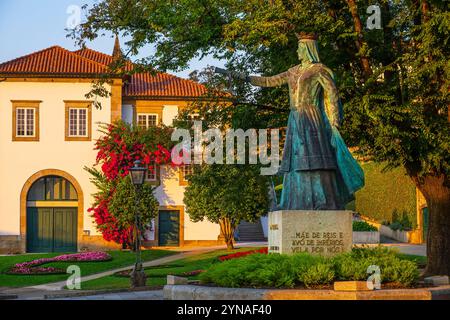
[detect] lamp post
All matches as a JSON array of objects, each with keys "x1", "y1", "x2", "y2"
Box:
[{"x1": 129, "y1": 160, "x2": 147, "y2": 288}]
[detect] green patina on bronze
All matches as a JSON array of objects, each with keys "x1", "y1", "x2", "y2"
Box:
[
  {"x1": 249, "y1": 38, "x2": 365, "y2": 210},
  {"x1": 216, "y1": 37, "x2": 364, "y2": 210}
]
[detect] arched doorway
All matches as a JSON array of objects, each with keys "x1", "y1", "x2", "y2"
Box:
[{"x1": 21, "y1": 170, "x2": 84, "y2": 253}]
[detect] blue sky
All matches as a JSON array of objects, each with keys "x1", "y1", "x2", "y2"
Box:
[{"x1": 0, "y1": 0, "x2": 223, "y2": 78}]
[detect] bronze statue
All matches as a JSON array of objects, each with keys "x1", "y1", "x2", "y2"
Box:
[{"x1": 216, "y1": 33, "x2": 364, "y2": 210}]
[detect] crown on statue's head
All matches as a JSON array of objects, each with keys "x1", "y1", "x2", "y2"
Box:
[{"x1": 296, "y1": 32, "x2": 318, "y2": 41}]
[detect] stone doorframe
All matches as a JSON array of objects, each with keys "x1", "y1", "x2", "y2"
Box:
[
  {"x1": 20, "y1": 169, "x2": 84, "y2": 253},
  {"x1": 157, "y1": 205, "x2": 185, "y2": 247}
]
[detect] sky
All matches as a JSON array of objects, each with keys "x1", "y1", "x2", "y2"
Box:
[{"x1": 0, "y1": 0, "x2": 223, "y2": 79}]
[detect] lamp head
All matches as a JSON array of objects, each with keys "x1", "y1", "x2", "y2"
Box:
[{"x1": 129, "y1": 160, "x2": 147, "y2": 186}]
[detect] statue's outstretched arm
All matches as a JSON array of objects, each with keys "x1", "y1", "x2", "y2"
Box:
[
  {"x1": 318, "y1": 71, "x2": 342, "y2": 128},
  {"x1": 214, "y1": 67, "x2": 288, "y2": 87},
  {"x1": 249, "y1": 71, "x2": 289, "y2": 87}
]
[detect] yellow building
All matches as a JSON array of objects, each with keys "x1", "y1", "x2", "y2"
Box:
[{"x1": 0, "y1": 42, "x2": 222, "y2": 254}]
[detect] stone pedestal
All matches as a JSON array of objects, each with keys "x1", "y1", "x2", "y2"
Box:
[{"x1": 268, "y1": 210, "x2": 353, "y2": 257}]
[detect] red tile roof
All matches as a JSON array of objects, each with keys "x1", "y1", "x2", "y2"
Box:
[
  {"x1": 74, "y1": 48, "x2": 207, "y2": 98},
  {"x1": 0, "y1": 46, "x2": 207, "y2": 99},
  {"x1": 73, "y1": 48, "x2": 114, "y2": 66},
  {"x1": 0, "y1": 46, "x2": 108, "y2": 75},
  {"x1": 124, "y1": 70, "x2": 207, "y2": 98}
]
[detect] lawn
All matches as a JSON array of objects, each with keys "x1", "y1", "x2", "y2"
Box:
[
  {"x1": 79, "y1": 247, "x2": 255, "y2": 291},
  {"x1": 0, "y1": 249, "x2": 175, "y2": 288},
  {"x1": 397, "y1": 254, "x2": 427, "y2": 268}
]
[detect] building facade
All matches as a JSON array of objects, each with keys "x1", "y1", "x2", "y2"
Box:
[{"x1": 0, "y1": 43, "x2": 221, "y2": 254}]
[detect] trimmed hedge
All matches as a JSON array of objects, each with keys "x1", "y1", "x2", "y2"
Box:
[
  {"x1": 199, "y1": 247, "x2": 419, "y2": 288},
  {"x1": 354, "y1": 162, "x2": 417, "y2": 228},
  {"x1": 353, "y1": 221, "x2": 378, "y2": 232}
]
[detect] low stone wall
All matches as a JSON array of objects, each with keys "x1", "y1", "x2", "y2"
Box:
[
  {"x1": 360, "y1": 216, "x2": 422, "y2": 244},
  {"x1": 163, "y1": 284, "x2": 450, "y2": 301},
  {"x1": 379, "y1": 225, "x2": 409, "y2": 242},
  {"x1": 183, "y1": 240, "x2": 225, "y2": 247},
  {"x1": 79, "y1": 235, "x2": 121, "y2": 251},
  {"x1": 0, "y1": 236, "x2": 22, "y2": 254},
  {"x1": 352, "y1": 231, "x2": 380, "y2": 244}
]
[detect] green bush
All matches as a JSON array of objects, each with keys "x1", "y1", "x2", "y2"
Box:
[
  {"x1": 332, "y1": 247, "x2": 419, "y2": 285},
  {"x1": 388, "y1": 213, "x2": 413, "y2": 231},
  {"x1": 200, "y1": 247, "x2": 419, "y2": 288},
  {"x1": 200, "y1": 253, "x2": 299, "y2": 288},
  {"x1": 353, "y1": 221, "x2": 378, "y2": 232},
  {"x1": 299, "y1": 263, "x2": 335, "y2": 288}
]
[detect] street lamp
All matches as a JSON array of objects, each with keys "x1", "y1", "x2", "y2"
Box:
[{"x1": 129, "y1": 160, "x2": 148, "y2": 288}]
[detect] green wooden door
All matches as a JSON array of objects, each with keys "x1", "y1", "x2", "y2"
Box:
[
  {"x1": 53, "y1": 208, "x2": 77, "y2": 252},
  {"x1": 158, "y1": 210, "x2": 180, "y2": 246},
  {"x1": 27, "y1": 207, "x2": 77, "y2": 253}
]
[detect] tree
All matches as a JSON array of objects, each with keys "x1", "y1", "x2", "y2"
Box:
[
  {"x1": 184, "y1": 164, "x2": 270, "y2": 250},
  {"x1": 74, "y1": 0, "x2": 449, "y2": 275}
]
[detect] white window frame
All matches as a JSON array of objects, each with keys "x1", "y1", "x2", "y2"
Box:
[
  {"x1": 68, "y1": 107, "x2": 89, "y2": 137},
  {"x1": 137, "y1": 113, "x2": 159, "y2": 129},
  {"x1": 16, "y1": 107, "x2": 36, "y2": 137}
]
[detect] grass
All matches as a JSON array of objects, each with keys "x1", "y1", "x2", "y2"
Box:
[
  {"x1": 397, "y1": 254, "x2": 427, "y2": 268},
  {"x1": 0, "y1": 249, "x2": 175, "y2": 288},
  {"x1": 79, "y1": 247, "x2": 254, "y2": 291}
]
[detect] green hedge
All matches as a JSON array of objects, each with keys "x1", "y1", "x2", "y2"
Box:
[
  {"x1": 354, "y1": 162, "x2": 417, "y2": 228},
  {"x1": 353, "y1": 221, "x2": 378, "y2": 232},
  {"x1": 200, "y1": 247, "x2": 419, "y2": 288}
]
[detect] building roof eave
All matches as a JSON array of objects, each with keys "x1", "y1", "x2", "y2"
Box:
[{"x1": 0, "y1": 72, "x2": 123, "y2": 79}]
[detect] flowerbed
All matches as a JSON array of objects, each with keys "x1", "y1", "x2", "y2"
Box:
[
  {"x1": 8, "y1": 252, "x2": 112, "y2": 275},
  {"x1": 218, "y1": 248, "x2": 268, "y2": 262},
  {"x1": 115, "y1": 268, "x2": 205, "y2": 278}
]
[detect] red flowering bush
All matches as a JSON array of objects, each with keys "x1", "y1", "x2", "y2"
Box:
[
  {"x1": 87, "y1": 121, "x2": 175, "y2": 246},
  {"x1": 218, "y1": 247, "x2": 268, "y2": 262}
]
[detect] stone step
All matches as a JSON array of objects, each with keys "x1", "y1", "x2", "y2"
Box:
[{"x1": 236, "y1": 219, "x2": 266, "y2": 242}]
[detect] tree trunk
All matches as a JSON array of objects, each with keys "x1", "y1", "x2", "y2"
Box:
[
  {"x1": 411, "y1": 174, "x2": 450, "y2": 276},
  {"x1": 219, "y1": 218, "x2": 235, "y2": 250},
  {"x1": 346, "y1": 0, "x2": 373, "y2": 79}
]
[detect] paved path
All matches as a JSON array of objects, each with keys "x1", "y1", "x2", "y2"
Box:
[
  {"x1": 54, "y1": 290, "x2": 164, "y2": 300},
  {"x1": 381, "y1": 243, "x2": 426, "y2": 256}
]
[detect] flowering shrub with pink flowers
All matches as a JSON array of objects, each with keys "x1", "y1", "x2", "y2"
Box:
[
  {"x1": 8, "y1": 252, "x2": 112, "y2": 275},
  {"x1": 86, "y1": 121, "x2": 175, "y2": 247}
]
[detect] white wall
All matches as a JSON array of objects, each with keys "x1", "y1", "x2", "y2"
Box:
[
  {"x1": 260, "y1": 216, "x2": 268, "y2": 238},
  {"x1": 153, "y1": 105, "x2": 221, "y2": 241},
  {"x1": 0, "y1": 81, "x2": 111, "y2": 236},
  {"x1": 0, "y1": 82, "x2": 220, "y2": 242},
  {"x1": 154, "y1": 164, "x2": 220, "y2": 241},
  {"x1": 162, "y1": 105, "x2": 179, "y2": 126},
  {"x1": 122, "y1": 104, "x2": 134, "y2": 124}
]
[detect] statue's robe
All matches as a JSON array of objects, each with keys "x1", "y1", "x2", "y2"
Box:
[{"x1": 251, "y1": 63, "x2": 364, "y2": 210}]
